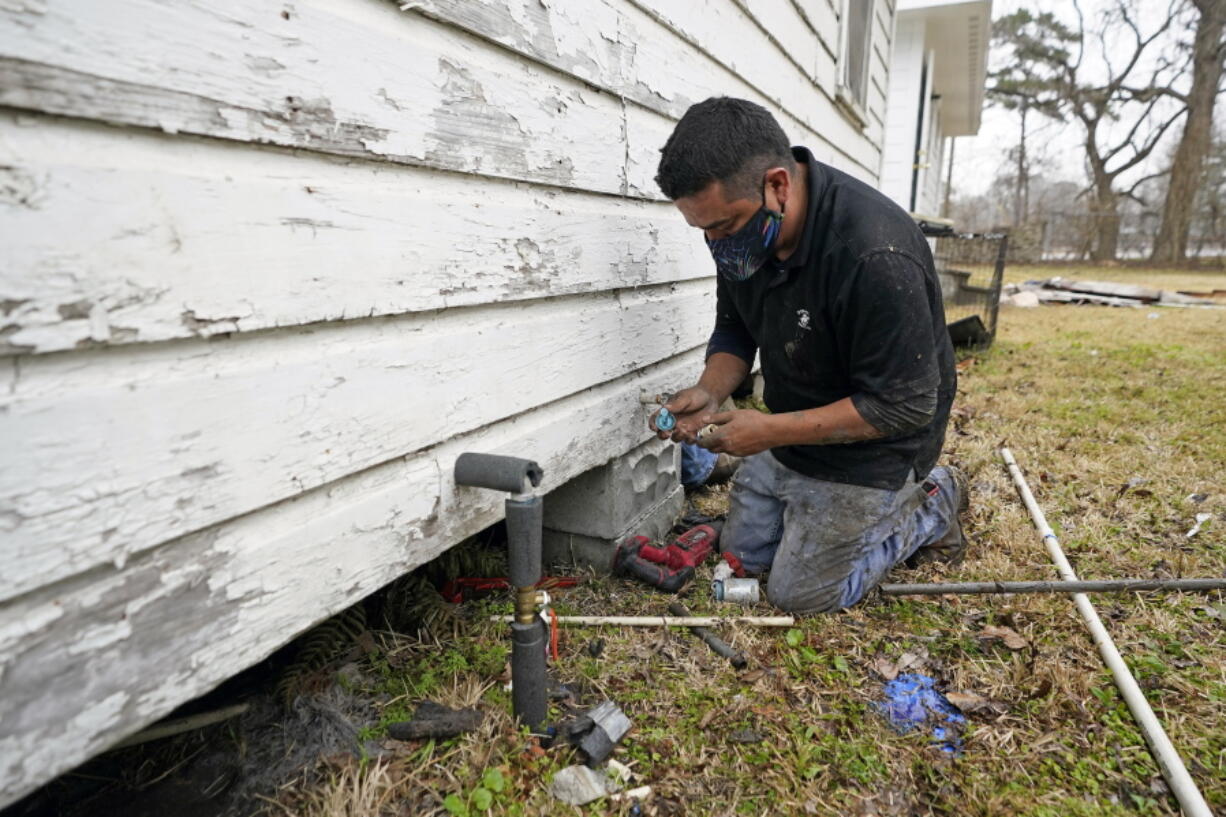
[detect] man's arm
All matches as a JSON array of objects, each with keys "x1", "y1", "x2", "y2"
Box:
[
  {"x1": 761, "y1": 398, "x2": 882, "y2": 445},
  {"x1": 695, "y1": 352, "x2": 752, "y2": 406},
  {"x1": 694, "y1": 396, "x2": 880, "y2": 455}
]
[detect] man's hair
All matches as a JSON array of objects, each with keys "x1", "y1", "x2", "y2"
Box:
[{"x1": 655, "y1": 97, "x2": 794, "y2": 201}]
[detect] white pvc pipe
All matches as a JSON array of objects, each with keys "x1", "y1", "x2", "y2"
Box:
[
  {"x1": 1001, "y1": 448, "x2": 1212, "y2": 817},
  {"x1": 491, "y1": 615, "x2": 794, "y2": 627}
]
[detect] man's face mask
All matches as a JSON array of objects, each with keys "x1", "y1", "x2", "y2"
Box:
[{"x1": 705, "y1": 183, "x2": 783, "y2": 282}]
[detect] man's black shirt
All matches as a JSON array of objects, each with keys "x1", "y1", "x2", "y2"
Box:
[{"x1": 706, "y1": 146, "x2": 956, "y2": 491}]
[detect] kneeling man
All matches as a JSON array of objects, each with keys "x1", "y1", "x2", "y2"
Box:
[{"x1": 652, "y1": 97, "x2": 967, "y2": 614}]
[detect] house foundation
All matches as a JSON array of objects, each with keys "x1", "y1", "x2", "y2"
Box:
[{"x1": 542, "y1": 437, "x2": 683, "y2": 572}]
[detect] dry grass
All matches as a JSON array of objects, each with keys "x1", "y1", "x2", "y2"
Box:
[{"x1": 266, "y1": 267, "x2": 1226, "y2": 817}]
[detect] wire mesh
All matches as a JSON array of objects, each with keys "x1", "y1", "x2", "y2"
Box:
[{"x1": 926, "y1": 231, "x2": 1009, "y2": 347}]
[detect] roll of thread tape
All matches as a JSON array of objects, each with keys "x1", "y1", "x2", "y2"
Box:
[{"x1": 655, "y1": 407, "x2": 676, "y2": 431}]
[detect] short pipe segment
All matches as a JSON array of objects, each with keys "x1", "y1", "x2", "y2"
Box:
[{"x1": 510, "y1": 620, "x2": 548, "y2": 731}]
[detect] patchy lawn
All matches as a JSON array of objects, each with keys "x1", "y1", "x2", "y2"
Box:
[{"x1": 263, "y1": 268, "x2": 1226, "y2": 817}]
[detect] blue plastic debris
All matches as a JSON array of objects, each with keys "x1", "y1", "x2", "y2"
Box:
[{"x1": 873, "y1": 673, "x2": 966, "y2": 754}]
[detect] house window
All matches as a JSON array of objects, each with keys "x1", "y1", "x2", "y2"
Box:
[{"x1": 838, "y1": 0, "x2": 875, "y2": 124}]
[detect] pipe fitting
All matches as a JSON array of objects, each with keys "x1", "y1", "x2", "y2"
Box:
[{"x1": 514, "y1": 587, "x2": 538, "y2": 625}]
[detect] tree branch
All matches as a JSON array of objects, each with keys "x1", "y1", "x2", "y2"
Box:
[
  {"x1": 1103, "y1": 0, "x2": 1178, "y2": 94},
  {"x1": 1124, "y1": 168, "x2": 1171, "y2": 199},
  {"x1": 1103, "y1": 94, "x2": 1165, "y2": 163},
  {"x1": 1122, "y1": 85, "x2": 1189, "y2": 105},
  {"x1": 1105, "y1": 108, "x2": 1189, "y2": 177},
  {"x1": 1071, "y1": 0, "x2": 1086, "y2": 73}
]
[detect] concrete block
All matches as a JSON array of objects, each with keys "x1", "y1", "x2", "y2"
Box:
[
  {"x1": 543, "y1": 484, "x2": 683, "y2": 573},
  {"x1": 542, "y1": 437, "x2": 682, "y2": 572},
  {"x1": 542, "y1": 437, "x2": 679, "y2": 540}
]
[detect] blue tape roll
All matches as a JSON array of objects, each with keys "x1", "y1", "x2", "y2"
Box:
[{"x1": 656, "y1": 407, "x2": 676, "y2": 431}]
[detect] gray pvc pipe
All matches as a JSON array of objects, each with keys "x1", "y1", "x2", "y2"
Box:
[
  {"x1": 505, "y1": 497, "x2": 543, "y2": 588},
  {"x1": 454, "y1": 453, "x2": 543, "y2": 494},
  {"x1": 1001, "y1": 448, "x2": 1212, "y2": 817},
  {"x1": 511, "y1": 620, "x2": 548, "y2": 731}
]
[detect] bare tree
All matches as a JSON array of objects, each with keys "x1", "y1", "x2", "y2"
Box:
[
  {"x1": 1188, "y1": 131, "x2": 1226, "y2": 255},
  {"x1": 1150, "y1": 0, "x2": 1226, "y2": 263},
  {"x1": 1018, "y1": 0, "x2": 1191, "y2": 260}
]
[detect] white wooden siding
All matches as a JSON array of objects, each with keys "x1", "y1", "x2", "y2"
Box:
[
  {"x1": 0, "y1": 349, "x2": 703, "y2": 801},
  {"x1": 0, "y1": 114, "x2": 710, "y2": 354},
  {"x1": 0, "y1": 0, "x2": 895, "y2": 804}
]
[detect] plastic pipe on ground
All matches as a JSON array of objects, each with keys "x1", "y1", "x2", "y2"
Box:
[
  {"x1": 491, "y1": 615, "x2": 794, "y2": 627},
  {"x1": 880, "y1": 578, "x2": 1226, "y2": 595},
  {"x1": 1001, "y1": 448, "x2": 1213, "y2": 817}
]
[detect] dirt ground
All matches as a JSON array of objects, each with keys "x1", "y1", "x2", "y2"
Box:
[{"x1": 11, "y1": 266, "x2": 1225, "y2": 817}]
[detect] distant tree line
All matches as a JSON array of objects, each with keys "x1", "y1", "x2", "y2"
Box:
[{"x1": 953, "y1": 0, "x2": 1226, "y2": 264}]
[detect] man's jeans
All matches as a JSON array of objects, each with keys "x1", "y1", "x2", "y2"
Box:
[
  {"x1": 721, "y1": 451, "x2": 960, "y2": 613},
  {"x1": 680, "y1": 443, "x2": 719, "y2": 488}
]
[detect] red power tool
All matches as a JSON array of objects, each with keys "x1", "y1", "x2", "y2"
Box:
[
  {"x1": 612, "y1": 522, "x2": 723, "y2": 592},
  {"x1": 639, "y1": 522, "x2": 723, "y2": 570},
  {"x1": 613, "y1": 535, "x2": 692, "y2": 592}
]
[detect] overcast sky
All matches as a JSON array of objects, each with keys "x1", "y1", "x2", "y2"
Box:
[{"x1": 952, "y1": 0, "x2": 1196, "y2": 199}]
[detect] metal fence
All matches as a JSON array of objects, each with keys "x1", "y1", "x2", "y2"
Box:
[{"x1": 923, "y1": 229, "x2": 1009, "y2": 348}]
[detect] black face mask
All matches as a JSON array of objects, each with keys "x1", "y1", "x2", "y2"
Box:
[{"x1": 704, "y1": 183, "x2": 784, "y2": 281}]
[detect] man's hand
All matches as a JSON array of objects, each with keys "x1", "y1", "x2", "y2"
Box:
[
  {"x1": 651, "y1": 386, "x2": 720, "y2": 444},
  {"x1": 696, "y1": 409, "x2": 780, "y2": 456}
]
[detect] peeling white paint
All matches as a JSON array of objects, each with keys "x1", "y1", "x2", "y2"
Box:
[
  {"x1": 67, "y1": 620, "x2": 133, "y2": 655},
  {"x1": 1, "y1": 690, "x2": 128, "y2": 796},
  {"x1": 0, "y1": 113, "x2": 709, "y2": 354},
  {"x1": 0, "y1": 599, "x2": 62, "y2": 656},
  {"x1": 1, "y1": 283, "x2": 713, "y2": 601}
]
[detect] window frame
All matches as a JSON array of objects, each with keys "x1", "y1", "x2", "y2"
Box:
[{"x1": 835, "y1": 0, "x2": 876, "y2": 130}]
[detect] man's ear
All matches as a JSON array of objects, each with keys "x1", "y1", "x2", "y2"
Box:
[{"x1": 764, "y1": 166, "x2": 792, "y2": 212}]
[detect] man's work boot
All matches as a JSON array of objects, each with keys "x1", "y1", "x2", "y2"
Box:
[
  {"x1": 906, "y1": 466, "x2": 970, "y2": 568},
  {"x1": 705, "y1": 453, "x2": 742, "y2": 486}
]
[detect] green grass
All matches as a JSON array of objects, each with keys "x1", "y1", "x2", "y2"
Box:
[{"x1": 267, "y1": 266, "x2": 1225, "y2": 817}]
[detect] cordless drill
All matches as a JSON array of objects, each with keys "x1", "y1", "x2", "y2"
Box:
[
  {"x1": 613, "y1": 535, "x2": 694, "y2": 592},
  {"x1": 639, "y1": 522, "x2": 723, "y2": 570},
  {"x1": 612, "y1": 522, "x2": 723, "y2": 592}
]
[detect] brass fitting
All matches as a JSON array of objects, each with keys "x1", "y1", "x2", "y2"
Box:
[
  {"x1": 513, "y1": 587, "x2": 552, "y2": 625},
  {"x1": 514, "y1": 587, "x2": 538, "y2": 625}
]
